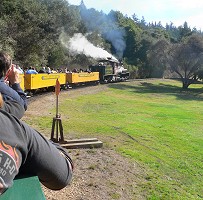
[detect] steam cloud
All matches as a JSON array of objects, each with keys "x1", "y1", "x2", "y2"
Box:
[
  {"x1": 80, "y1": 5, "x2": 126, "y2": 58},
  {"x1": 60, "y1": 4, "x2": 126, "y2": 61},
  {"x1": 60, "y1": 32, "x2": 117, "y2": 60}
]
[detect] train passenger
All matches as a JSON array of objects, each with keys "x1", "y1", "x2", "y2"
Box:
[
  {"x1": 65, "y1": 68, "x2": 71, "y2": 73},
  {"x1": 26, "y1": 67, "x2": 38, "y2": 74},
  {"x1": 84, "y1": 69, "x2": 91, "y2": 73},
  {"x1": 0, "y1": 52, "x2": 27, "y2": 116},
  {"x1": 57, "y1": 68, "x2": 63, "y2": 73},
  {"x1": 38, "y1": 66, "x2": 46, "y2": 73},
  {"x1": 51, "y1": 68, "x2": 57, "y2": 73},
  {"x1": 72, "y1": 68, "x2": 78, "y2": 73},
  {"x1": 47, "y1": 67, "x2": 52, "y2": 74},
  {"x1": 0, "y1": 94, "x2": 73, "y2": 195}
]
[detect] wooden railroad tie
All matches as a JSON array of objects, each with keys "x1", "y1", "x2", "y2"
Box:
[
  {"x1": 59, "y1": 138, "x2": 103, "y2": 149},
  {"x1": 51, "y1": 116, "x2": 103, "y2": 149}
]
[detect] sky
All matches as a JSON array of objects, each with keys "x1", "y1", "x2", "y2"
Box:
[{"x1": 67, "y1": 0, "x2": 203, "y2": 30}]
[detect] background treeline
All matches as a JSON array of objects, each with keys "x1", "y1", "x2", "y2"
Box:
[{"x1": 1, "y1": 0, "x2": 203, "y2": 88}]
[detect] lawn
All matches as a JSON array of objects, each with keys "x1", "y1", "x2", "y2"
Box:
[{"x1": 32, "y1": 79, "x2": 203, "y2": 199}]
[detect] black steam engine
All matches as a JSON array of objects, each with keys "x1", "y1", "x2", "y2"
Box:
[{"x1": 89, "y1": 57, "x2": 130, "y2": 83}]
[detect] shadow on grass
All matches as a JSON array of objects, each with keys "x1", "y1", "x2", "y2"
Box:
[{"x1": 108, "y1": 80, "x2": 203, "y2": 101}]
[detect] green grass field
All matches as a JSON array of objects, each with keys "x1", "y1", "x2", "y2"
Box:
[{"x1": 30, "y1": 79, "x2": 203, "y2": 199}]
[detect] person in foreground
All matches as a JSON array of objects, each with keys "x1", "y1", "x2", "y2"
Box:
[
  {"x1": 0, "y1": 94, "x2": 73, "y2": 195},
  {"x1": 0, "y1": 51, "x2": 27, "y2": 119}
]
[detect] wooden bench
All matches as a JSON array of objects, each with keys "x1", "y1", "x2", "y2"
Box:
[{"x1": 0, "y1": 176, "x2": 46, "y2": 200}]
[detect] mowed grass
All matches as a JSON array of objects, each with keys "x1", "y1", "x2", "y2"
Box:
[{"x1": 31, "y1": 79, "x2": 203, "y2": 199}]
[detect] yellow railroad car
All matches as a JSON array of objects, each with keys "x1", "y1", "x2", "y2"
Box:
[
  {"x1": 19, "y1": 74, "x2": 25, "y2": 91},
  {"x1": 24, "y1": 73, "x2": 66, "y2": 91},
  {"x1": 66, "y1": 72, "x2": 99, "y2": 85}
]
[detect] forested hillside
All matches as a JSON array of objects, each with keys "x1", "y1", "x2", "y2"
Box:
[{"x1": 1, "y1": 0, "x2": 203, "y2": 87}]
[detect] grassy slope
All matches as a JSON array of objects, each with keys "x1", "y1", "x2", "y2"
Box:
[{"x1": 32, "y1": 79, "x2": 203, "y2": 200}]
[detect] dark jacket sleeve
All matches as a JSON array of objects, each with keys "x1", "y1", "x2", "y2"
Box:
[
  {"x1": 1, "y1": 100, "x2": 25, "y2": 119},
  {"x1": 11, "y1": 83, "x2": 27, "y2": 111},
  {"x1": 0, "y1": 80, "x2": 27, "y2": 111},
  {"x1": 19, "y1": 122, "x2": 73, "y2": 190},
  {"x1": 0, "y1": 110, "x2": 73, "y2": 193}
]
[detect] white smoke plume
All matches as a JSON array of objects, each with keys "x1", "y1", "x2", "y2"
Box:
[
  {"x1": 61, "y1": 32, "x2": 117, "y2": 61},
  {"x1": 79, "y1": 4, "x2": 126, "y2": 58}
]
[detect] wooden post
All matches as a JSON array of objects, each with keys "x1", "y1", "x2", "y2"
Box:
[
  {"x1": 50, "y1": 79, "x2": 64, "y2": 142},
  {"x1": 50, "y1": 79, "x2": 103, "y2": 149}
]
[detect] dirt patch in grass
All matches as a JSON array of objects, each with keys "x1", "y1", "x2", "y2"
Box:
[
  {"x1": 42, "y1": 148, "x2": 146, "y2": 200},
  {"x1": 23, "y1": 84, "x2": 147, "y2": 200}
]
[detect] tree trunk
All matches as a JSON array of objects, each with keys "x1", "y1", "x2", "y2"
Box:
[{"x1": 182, "y1": 78, "x2": 190, "y2": 89}]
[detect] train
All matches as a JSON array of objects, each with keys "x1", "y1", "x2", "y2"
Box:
[
  {"x1": 89, "y1": 57, "x2": 130, "y2": 83},
  {"x1": 19, "y1": 58, "x2": 130, "y2": 94}
]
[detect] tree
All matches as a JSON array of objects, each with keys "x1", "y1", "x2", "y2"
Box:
[
  {"x1": 178, "y1": 21, "x2": 193, "y2": 41},
  {"x1": 148, "y1": 34, "x2": 203, "y2": 89},
  {"x1": 0, "y1": 0, "x2": 59, "y2": 66},
  {"x1": 47, "y1": 43, "x2": 66, "y2": 68},
  {"x1": 196, "y1": 69, "x2": 203, "y2": 80}
]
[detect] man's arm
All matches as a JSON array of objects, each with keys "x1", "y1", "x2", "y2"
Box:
[
  {"x1": 18, "y1": 124, "x2": 73, "y2": 190},
  {"x1": 10, "y1": 83, "x2": 27, "y2": 110},
  {"x1": 1, "y1": 100, "x2": 25, "y2": 119},
  {"x1": 0, "y1": 81, "x2": 27, "y2": 112},
  {"x1": 0, "y1": 110, "x2": 73, "y2": 193},
  {"x1": 0, "y1": 93, "x2": 25, "y2": 119}
]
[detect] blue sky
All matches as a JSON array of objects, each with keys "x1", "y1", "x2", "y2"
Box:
[{"x1": 67, "y1": 0, "x2": 203, "y2": 30}]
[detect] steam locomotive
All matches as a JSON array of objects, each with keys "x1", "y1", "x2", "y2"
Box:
[
  {"x1": 19, "y1": 58, "x2": 130, "y2": 94},
  {"x1": 90, "y1": 57, "x2": 130, "y2": 83}
]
